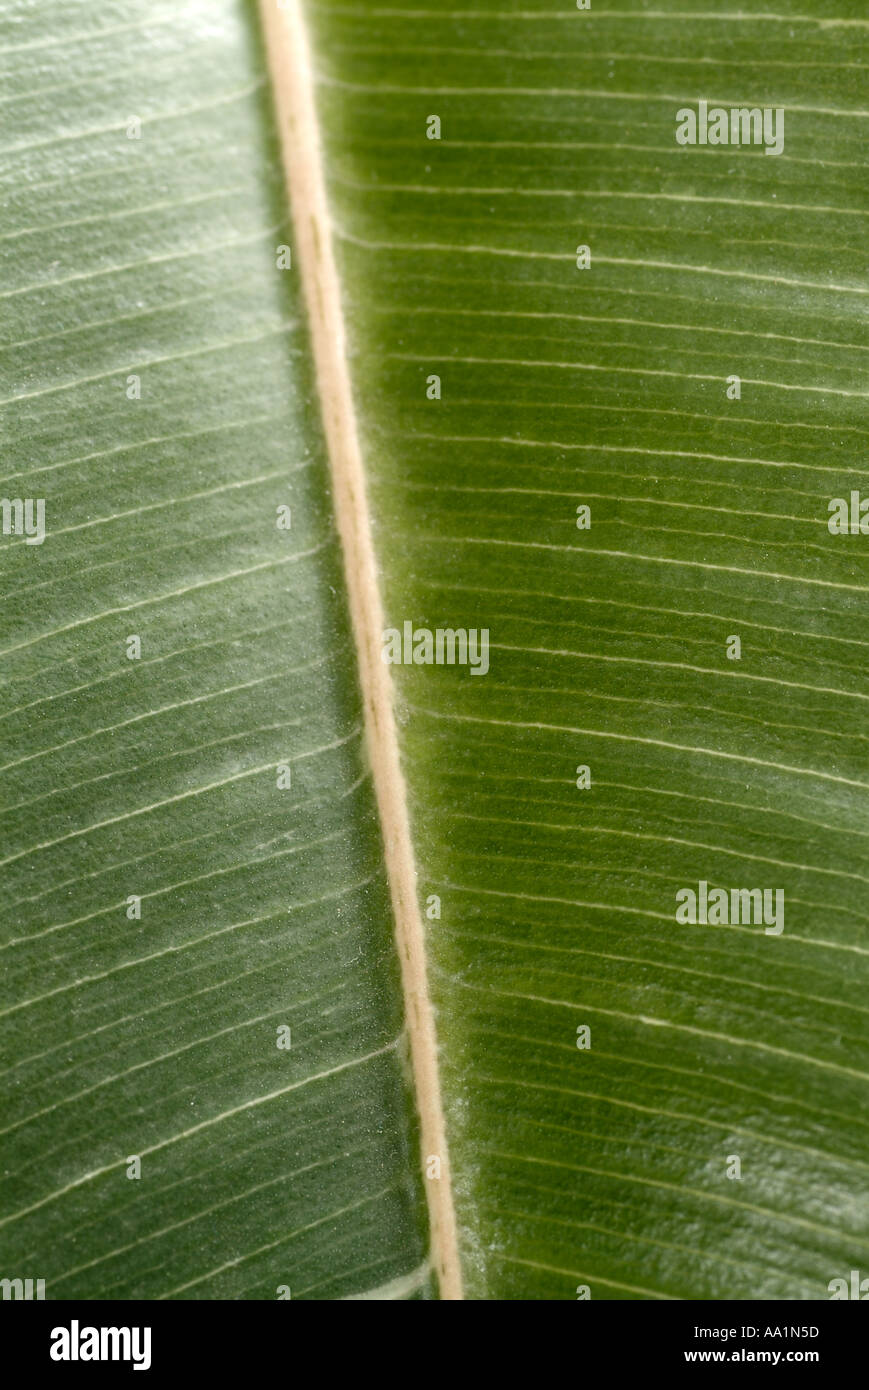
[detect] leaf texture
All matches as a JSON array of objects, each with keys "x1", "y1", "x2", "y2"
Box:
[
  {"x1": 0, "y1": 0, "x2": 429, "y2": 1301},
  {"x1": 2, "y1": 0, "x2": 868, "y2": 1303},
  {"x1": 307, "y1": 0, "x2": 869, "y2": 1299}
]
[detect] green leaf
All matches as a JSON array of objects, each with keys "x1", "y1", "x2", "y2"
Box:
[
  {"x1": 3, "y1": 0, "x2": 868, "y2": 1302},
  {"x1": 0, "y1": 0, "x2": 428, "y2": 1302},
  {"x1": 306, "y1": 0, "x2": 869, "y2": 1300}
]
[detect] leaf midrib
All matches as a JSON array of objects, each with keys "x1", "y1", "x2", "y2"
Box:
[{"x1": 257, "y1": 0, "x2": 462, "y2": 1298}]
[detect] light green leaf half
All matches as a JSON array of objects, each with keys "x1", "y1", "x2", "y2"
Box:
[{"x1": 0, "y1": 0, "x2": 428, "y2": 1301}]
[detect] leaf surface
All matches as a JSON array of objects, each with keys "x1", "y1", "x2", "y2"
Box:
[
  {"x1": 0, "y1": 0, "x2": 429, "y2": 1301},
  {"x1": 2, "y1": 0, "x2": 868, "y2": 1302},
  {"x1": 308, "y1": 0, "x2": 869, "y2": 1299}
]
